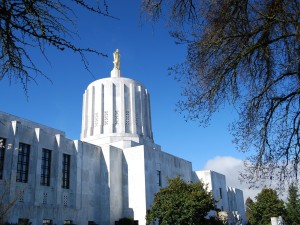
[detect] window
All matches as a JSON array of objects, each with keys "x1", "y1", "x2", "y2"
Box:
[
  {"x1": 16, "y1": 143, "x2": 30, "y2": 183},
  {"x1": 125, "y1": 111, "x2": 130, "y2": 125},
  {"x1": 62, "y1": 154, "x2": 70, "y2": 189},
  {"x1": 42, "y1": 192, "x2": 48, "y2": 204},
  {"x1": 18, "y1": 190, "x2": 24, "y2": 202},
  {"x1": 219, "y1": 188, "x2": 222, "y2": 199},
  {"x1": 63, "y1": 194, "x2": 68, "y2": 207},
  {"x1": 104, "y1": 111, "x2": 108, "y2": 125},
  {"x1": 0, "y1": 138, "x2": 6, "y2": 179},
  {"x1": 64, "y1": 220, "x2": 72, "y2": 224},
  {"x1": 135, "y1": 113, "x2": 139, "y2": 126},
  {"x1": 114, "y1": 110, "x2": 119, "y2": 125},
  {"x1": 41, "y1": 149, "x2": 51, "y2": 186},
  {"x1": 43, "y1": 219, "x2": 52, "y2": 225},
  {"x1": 156, "y1": 170, "x2": 162, "y2": 187}
]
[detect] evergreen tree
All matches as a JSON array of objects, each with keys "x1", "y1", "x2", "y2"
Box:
[
  {"x1": 249, "y1": 188, "x2": 285, "y2": 225},
  {"x1": 286, "y1": 183, "x2": 300, "y2": 225},
  {"x1": 146, "y1": 177, "x2": 222, "y2": 225}
]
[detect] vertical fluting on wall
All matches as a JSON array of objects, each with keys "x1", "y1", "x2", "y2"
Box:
[
  {"x1": 110, "y1": 82, "x2": 114, "y2": 134},
  {"x1": 137, "y1": 85, "x2": 143, "y2": 136},
  {"x1": 81, "y1": 92, "x2": 86, "y2": 138},
  {"x1": 124, "y1": 83, "x2": 130, "y2": 134},
  {"x1": 90, "y1": 86, "x2": 95, "y2": 136},
  {"x1": 130, "y1": 83, "x2": 136, "y2": 135},
  {"x1": 87, "y1": 88, "x2": 93, "y2": 136},
  {"x1": 81, "y1": 77, "x2": 154, "y2": 143},
  {"x1": 100, "y1": 83, "x2": 104, "y2": 134},
  {"x1": 135, "y1": 85, "x2": 141, "y2": 135},
  {"x1": 144, "y1": 89, "x2": 149, "y2": 138},
  {"x1": 120, "y1": 83, "x2": 125, "y2": 134},
  {"x1": 93, "y1": 84, "x2": 99, "y2": 136},
  {"x1": 112, "y1": 83, "x2": 116, "y2": 133},
  {"x1": 146, "y1": 90, "x2": 153, "y2": 139}
]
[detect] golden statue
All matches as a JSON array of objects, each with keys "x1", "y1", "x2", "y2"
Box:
[{"x1": 113, "y1": 49, "x2": 120, "y2": 70}]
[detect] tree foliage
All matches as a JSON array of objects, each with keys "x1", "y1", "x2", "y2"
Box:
[
  {"x1": 285, "y1": 183, "x2": 300, "y2": 225},
  {"x1": 249, "y1": 188, "x2": 285, "y2": 225},
  {"x1": 142, "y1": 0, "x2": 300, "y2": 187},
  {"x1": 0, "y1": 0, "x2": 112, "y2": 93},
  {"x1": 146, "y1": 177, "x2": 222, "y2": 225}
]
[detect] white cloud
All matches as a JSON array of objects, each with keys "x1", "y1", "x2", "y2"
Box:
[{"x1": 203, "y1": 156, "x2": 260, "y2": 201}]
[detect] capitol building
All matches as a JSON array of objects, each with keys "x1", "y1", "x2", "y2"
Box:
[{"x1": 0, "y1": 51, "x2": 246, "y2": 225}]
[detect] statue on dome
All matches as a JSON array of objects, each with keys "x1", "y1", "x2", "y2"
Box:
[{"x1": 113, "y1": 49, "x2": 120, "y2": 70}]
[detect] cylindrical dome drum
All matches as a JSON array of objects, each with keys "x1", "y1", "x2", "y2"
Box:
[{"x1": 81, "y1": 71, "x2": 153, "y2": 145}]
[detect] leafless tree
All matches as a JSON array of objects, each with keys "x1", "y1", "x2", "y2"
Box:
[
  {"x1": 0, "y1": 180, "x2": 19, "y2": 224},
  {"x1": 142, "y1": 0, "x2": 300, "y2": 189},
  {"x1": 0, "y1": 0, "x2": 113, "y2": 93}
]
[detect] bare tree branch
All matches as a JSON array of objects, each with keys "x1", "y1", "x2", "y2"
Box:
[
  {"x1": 0, "y1": 0, "x2": 116, "y2": 95},
  {"x1": 142, "y1": 0, "x2": 300, "y2": 189}
]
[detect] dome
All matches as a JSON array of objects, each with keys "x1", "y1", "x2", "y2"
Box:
[{"x1": 80, "y1": 50, "x2": 153, "y2": 145}]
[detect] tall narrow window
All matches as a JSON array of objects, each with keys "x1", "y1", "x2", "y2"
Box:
[
  {"x1": 0, "y1": 138, "x2": 6, "y2": 180},
  {"x1": 62, "y1": 154, "x2": 70, "y2": 189},
  {"x1": 16, "y1": 143, "x2": 30, "y2": 183},
  {"x1": 156, "y1": 170, "x2": 162, "y2": 187},
  {"x1": 41, "y1": 149, "x2": 51, "y2": 186},
  {"x1": 219, "y1": 188, "x2": 223, "y2": 199}
]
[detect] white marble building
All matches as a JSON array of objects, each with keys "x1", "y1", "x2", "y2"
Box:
[
  {"x1": 195, "y1": 170, "x2": 246, "y2": 224},
  {"x1": 0, "y1": 53, "x2": 246, "y2": 225}
]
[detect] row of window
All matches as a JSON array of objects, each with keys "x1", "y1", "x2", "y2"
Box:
[
  {"x1": 43, "y1": 219, "x2": 74, "y2": 225},
  {"x1": 0, "y1": 137, "x2": 162, "y2": 189},
  {"x1": 0, "y1": 137, "x2": 71, "y2": 189},
  {"x1": 18, "y1": 218, "x2": 96, "y2": 225},
  {"x1": 103, "y1": 110, "x2": 131, "y2": 126}
]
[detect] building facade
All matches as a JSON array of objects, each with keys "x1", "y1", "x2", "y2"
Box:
[
  {"x1": 195, "y1": 170, "x2": 246, "y2": 224},
  {"x1": 0, "y1": 56, "x2": 246, "y2": 225}
]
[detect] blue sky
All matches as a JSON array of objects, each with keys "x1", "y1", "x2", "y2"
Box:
[{"x1": 0, "y1": 1, "x2": 247, "y2": 172}]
